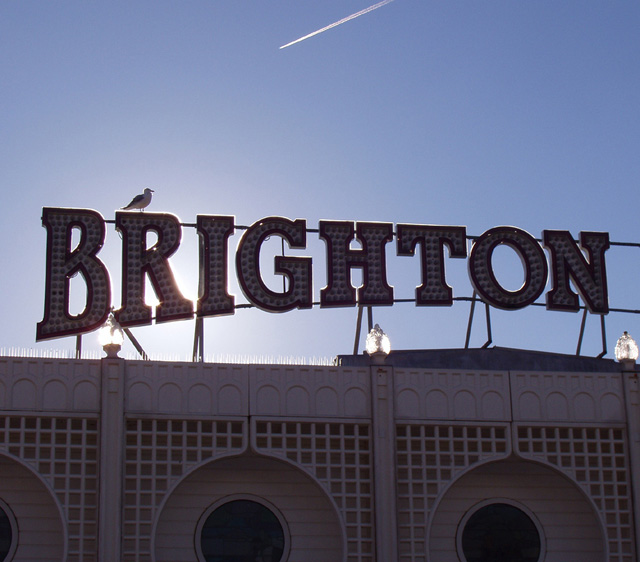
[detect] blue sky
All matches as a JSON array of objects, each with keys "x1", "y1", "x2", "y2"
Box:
[{"x1": 2, "y1": 1, "x2": 640, "y2": 361}]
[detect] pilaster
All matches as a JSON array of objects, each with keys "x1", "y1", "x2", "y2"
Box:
[
  {"x1": 622, "y1": 365, "x2": 640, "y2": 559},
  {"x1": 98, "y1": 357, "x2": 125, "y2": 560},
  {"x1": 371, "y1": 363, "x2": 398, "y2": 562}
]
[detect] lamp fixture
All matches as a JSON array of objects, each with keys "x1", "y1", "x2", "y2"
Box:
[
  {"x1": 98, "y1": 312, "x2": 124, "y2": 358},
  {"x1": 615, "y1": 331, "x2": 639, "y2": 365},
  {"x1": 365, "y1": 324, "x2": 391, "y2": 363}
]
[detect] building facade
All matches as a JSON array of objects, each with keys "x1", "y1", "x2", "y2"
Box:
[{"x1": 0, "y1": 347, "x2": 638, "y2": 561}]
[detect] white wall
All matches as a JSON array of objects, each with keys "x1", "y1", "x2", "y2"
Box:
[
  {"x1": 429, "y1": 458, "x2": 605, "y2": 562},
  {"x1": 0, "y1": 455, "x2": 65, "y2": 562},
  {"x1": 154, "y1": 454, "x2": 344, "y2": 562}
]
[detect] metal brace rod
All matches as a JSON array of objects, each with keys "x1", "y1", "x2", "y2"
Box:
[
  {"x1": 482, "y1": 301, "x2": 493, "y2": 349},
  {"x1": 576, "y1": 307, "x2": 588, "y2": 356},
  {"x1": 123, "y1": 328, "x2": 149, "y2": 361},
  {"x1": 192, "y1": 317, "x2": 204, "y2": 362},
  {"x1": 353, "y1": 305, "x2": 374, "y2": 354},
  {"x1": 464, "y1": 291, "x2": 477, "y2": 349},
  {"x1": 598, "y1": 314, "x2": 607, "y2": 359},
  {"x1": 465, "y1": 291, "x2": 493, "y2": 349},
  {"x1": 353, "y1": 305, "x2": 364, "y2": 355},
  {"x1": 576, "y1": 309, "x2": 608, "y2": 358}
]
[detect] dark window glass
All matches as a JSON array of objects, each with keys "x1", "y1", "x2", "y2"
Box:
[
  {"x1": 0, "y1": 508, "x2": 11, "y2": 561},
  {"x1": 461, "y1": 503, "x2": 540, "y2": 562},
  {"x1": 200, "y1": 499, "x2": 285, "y2": 562}
]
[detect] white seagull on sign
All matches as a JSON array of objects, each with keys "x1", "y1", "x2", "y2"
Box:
[{"x1": 121, "y1": 188, "x2": 154, "y2": 211}]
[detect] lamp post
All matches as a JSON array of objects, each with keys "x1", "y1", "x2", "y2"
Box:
[
  {"x1": 366, "y1": 324, "x2": 391, "y2": 364},
  {"x1": 98, "y1": 312, "x2": 124, "y2": 358}
]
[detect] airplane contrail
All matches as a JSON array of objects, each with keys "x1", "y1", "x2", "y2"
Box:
[{"x1": 280, "y1": 0, "x2": 396, "y2": 50}]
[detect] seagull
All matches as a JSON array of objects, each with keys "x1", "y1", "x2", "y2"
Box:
[{"x1": 121, "y1": 188, "x2": 154, "y2": 211}]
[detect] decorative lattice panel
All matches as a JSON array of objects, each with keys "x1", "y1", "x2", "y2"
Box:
[
  {"x1": 0, "y1": 415, "x2": 99, "y2": 562},
  {"x1": 123, "y1": 418, "x2": 246, "y2": 562},
  {"x1": 254, "y1": 419, "x2": 374, "y2": 562},
  {"x1": 517, "y1": 425, "x2": 635, "y2": 562},
  {"x1": 395, "y1": 423, "x2": 510, "y2": 562}
]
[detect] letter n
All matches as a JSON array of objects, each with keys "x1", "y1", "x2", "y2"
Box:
[{"x1": 544, "y1": 230, "x2": 609, "y2": 314}]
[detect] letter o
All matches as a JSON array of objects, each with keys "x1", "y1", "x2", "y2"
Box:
[{"x1": 469, "y1": 227, "x2": 548, "y2": 310}]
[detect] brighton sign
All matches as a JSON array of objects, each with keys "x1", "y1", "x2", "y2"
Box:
[{"x1": 36, "y1": 208, "x2": 610, "y2": 341}]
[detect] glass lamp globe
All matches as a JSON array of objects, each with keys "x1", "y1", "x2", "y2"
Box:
[
  {"x1": 365, "y1": 324, "x2": 391, "y2": 361},
  {"x1": 99, "y1": 312, "x2": 124, "y2": 357},
  {"x1": 615, "y1": 331, "x2": 639, "y2": 364}
]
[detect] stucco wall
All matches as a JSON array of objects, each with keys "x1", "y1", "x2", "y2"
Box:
[
  {"x1": 0, "y1": 455, "x2": 65, "y2": 562},
  {"x1": 429, "y1": 458, "x2": 605, "y2": 562},
  {"x1": 154, "y1": 455, "x2": 344, "y2": 561}
]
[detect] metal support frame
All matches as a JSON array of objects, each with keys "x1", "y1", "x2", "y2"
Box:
[
  {"x1": 483, "y1": 301, "x2": 493, "y2": 348},
  {"x1": 465, "y1": 291, "x2": 492, "y2": 349},
  {"x1": 598, "y1": 314, "x2": 607, "y2": 358},
  {"x1": 124, "y1": 328, "x2": 149, "y2": 361},
  {"x1": 353, "y1": 305, "x2": 374, "y2": 355},
  {"x1": 192, "y1": 317, "x2": 204, "y2": 362},
  {"x1": 576, "y1": 308, "x2": 607, "y2": 358},
  {"x1": 353, "y1": 307, "x2": 364, "y2": 355},
  {"x1": 576, "y1": 308, "x2": 588, "y2": 356}
]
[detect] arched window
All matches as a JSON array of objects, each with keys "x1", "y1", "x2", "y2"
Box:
[
  {"x1": 196, "y1": 496, "x2": 289, "y2": 562},
  {"x1": 457, "y1": 500, "x2": 543, "y2": 562},
  {"x1": 0, "y1": 499, "x2": 17, "y2": 562}
]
